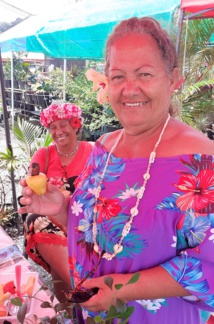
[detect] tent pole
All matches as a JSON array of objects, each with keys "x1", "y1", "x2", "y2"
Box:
[
  {"x1": 0, "y1": 48, "x2": 18, "y2": 225},
  {"x1": 63, "y1": 59, "x2": 66, "y2": 101},
  {"x1": 176, "y1": 9, "x2": 184, "y2": 55},
  {"x1": 10, "y1": 51, "x2": 14, "y2": 126}
]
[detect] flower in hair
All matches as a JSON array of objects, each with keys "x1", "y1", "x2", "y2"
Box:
[
  {"x1": 85, "y1": 68, "x2": 109, "y2": 105},
  {"x1": 40, "y1": 102, "x2": 82, "y2": 128},
  {"x1": 70, "y1": 117, "x2": 82, "y2": 129}
]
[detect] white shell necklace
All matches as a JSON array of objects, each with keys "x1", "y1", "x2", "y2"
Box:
[
  {"x1": 93, "y1": 114, "x2": 170, "y2": 261},
  {"x1": 56, "y1": 141, "x2": 79, "y2": 157}
]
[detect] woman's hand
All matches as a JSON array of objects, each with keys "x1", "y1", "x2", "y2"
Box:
[
  {"x1": 18, "y1": 179, "x2": 68, "y2": 218},
  {"x1": 79, "y1": 273, "x2": 132, "y2": 312},
  {"x1": 78, "y1": 266, "x2": 191, "y2": 313}
]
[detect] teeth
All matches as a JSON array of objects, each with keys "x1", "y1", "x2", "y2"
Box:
[{"x1": 124, "y1": 102, "x2": 147, "y2": 107}]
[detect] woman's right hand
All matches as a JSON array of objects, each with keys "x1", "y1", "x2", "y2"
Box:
[{"x1": 18, "y1": 179, "x2": 67, "y2": 217}]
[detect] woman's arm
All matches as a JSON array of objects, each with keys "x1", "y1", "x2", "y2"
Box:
[{"x1": 81, "y1": 265, "x2": 191, "y2": 312}]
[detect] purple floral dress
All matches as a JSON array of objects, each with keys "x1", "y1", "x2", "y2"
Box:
[{"x1": 67, "y1": 141, "x2": 214, "y2": 324}]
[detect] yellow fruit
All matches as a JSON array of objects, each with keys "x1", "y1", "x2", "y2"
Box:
[
  {"x1": 26, "y1": 173, "x2": 47, "y2": 195},
  {"x1": 23, "y1": 276, "x2": 36, "y2": 296},
  {"x1": 0, "y1": 284, "x2": 11, "y2": 305}
]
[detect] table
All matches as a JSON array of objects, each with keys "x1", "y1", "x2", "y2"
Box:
[{"x1": 0, "y1": 226, "x2": 58, "y2": 323}]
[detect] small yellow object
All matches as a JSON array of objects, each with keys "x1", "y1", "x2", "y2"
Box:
[
  {"x1": 0, "y1": 283, "x2": 11, "y2": 305},
  {"x1": 26, "y1": 173, "x2": 47, "y2": 195},
  {"x1": 23, "y1": 276, "x2": 36, "y2": 296}
]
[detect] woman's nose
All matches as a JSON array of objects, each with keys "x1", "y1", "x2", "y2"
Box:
[
  {"x1": 55, "y1": 126, "x2": 63, "y2": 134},
  {"x1": 122, "y1": 78, "x2": 141, "y2": 97}
]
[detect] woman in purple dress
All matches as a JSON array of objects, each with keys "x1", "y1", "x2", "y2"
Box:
[{"x1": 19, "y1": 17, "x2": 214, "y2": 323}]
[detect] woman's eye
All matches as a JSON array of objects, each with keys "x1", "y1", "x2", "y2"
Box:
[
  {"x1": 110, "y1": 75, "x2": 124, "y2": 83},
  {"x1": 140, "y1": 73, "x2": 151, "y2": 77}
]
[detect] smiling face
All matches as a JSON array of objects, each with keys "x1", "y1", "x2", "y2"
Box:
[
  {"x1": 49, "y1": 119, "x2": 77, "y2": 148},
  {"x1": 107, "y1": 33, "x2": 178, "y2": 135}
]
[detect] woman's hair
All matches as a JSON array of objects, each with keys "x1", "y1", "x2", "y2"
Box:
[{"x1": 104, "y1": 17, "x2": 178, "y2": 76}]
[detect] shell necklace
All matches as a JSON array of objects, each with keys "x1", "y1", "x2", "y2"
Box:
[
  {"x1": 93, "y1": 114, "x2": 170, "y2": 261},
  {"x1": 56, "y1": 141, "x2": 79, "y2": 157}
]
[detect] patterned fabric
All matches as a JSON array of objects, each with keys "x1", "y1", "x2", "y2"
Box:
[
  {"x1": 24, "y1": 141, "x2": 93, "y2": 273},
  {"x1": 67, "y1": 141, "x2": 214, "y2": 323}
]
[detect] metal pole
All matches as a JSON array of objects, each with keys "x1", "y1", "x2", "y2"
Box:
[
  {"x1": 63, "y1": 59, "x2": 66, "y2": 101},
  {"x1": 176, "y1": 9, "x2": 184, "y2": 55},
  {"x1": 0, "y1": 47, "x2": 18, "y2": 224},
  {"x1": 10, "y1": 51, "x2": 14, "y2": 126}
]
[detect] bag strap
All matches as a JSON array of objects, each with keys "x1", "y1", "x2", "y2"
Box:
[{"x1": 44, "y1": 147, "x2": 49, "y2": 174}]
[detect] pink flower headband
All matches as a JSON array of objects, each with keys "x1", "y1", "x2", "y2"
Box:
[
  {"x1": 85, "y1": 69, "x2": 109, "y2": 105},
  {"x1": 40, "y1": 102, "x2": 82, "y2": 128}
]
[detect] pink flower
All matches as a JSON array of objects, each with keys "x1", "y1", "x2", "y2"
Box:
[
  {"x1": 85, "y1": 68, "x2": 109, "y2": 105},
  {"x1": 70, "y1": 117, "x2": 82, "y2": 129}
]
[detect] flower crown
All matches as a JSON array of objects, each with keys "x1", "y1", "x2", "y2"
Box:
[
  {"x1": 85, "y1": 68, "x2": 109, "y2": 105},
  {"x1": 40, "y1": 102, "x2": 82, "y2": 128}
]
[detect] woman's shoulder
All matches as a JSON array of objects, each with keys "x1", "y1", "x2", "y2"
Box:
[
  {"x1": 167, "y1": 118, "x2": 214, "y2": 156},
  {"x1": 79, "y1": 141, "x2": 94, "y2": 153}
]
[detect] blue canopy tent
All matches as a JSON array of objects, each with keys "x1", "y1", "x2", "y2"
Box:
[{"x1": 0, "y1": 0, "x2": 180, "y2": 57}]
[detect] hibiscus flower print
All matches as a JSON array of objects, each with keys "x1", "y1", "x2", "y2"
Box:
[
  {"x1": 182, "y1": 212, "x2": 210, "y2": 247},
  {"x1": 94, "y1": 197, "x2": 121, "y2": 223},
  {"x1": 175, "y1": 169, "x2": 214, "y2": 212},
  {"x1": 68, "y1": 255, "x2": 82, "y2": 285}
]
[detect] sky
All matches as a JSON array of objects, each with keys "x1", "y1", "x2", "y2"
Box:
[{"x1": 0, "y1": 0, "x2": 78, "y2": 23}]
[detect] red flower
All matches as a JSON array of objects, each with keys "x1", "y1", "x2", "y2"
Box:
[
  {"x1": 176, "y1": 169, "x2": 214, "y2": 212},
  {"x1": 48, "y1": 177, "x2": 64, "y2": 188},
  {"x1": 70, "y1": 117, "x2": 82, "y2": 129},
  {"x1": 95, "y1": 197, "x2": 121, "y2": 223},
  {"x1": 68, "y1": 255, "x2": 81, "y2": 284}
]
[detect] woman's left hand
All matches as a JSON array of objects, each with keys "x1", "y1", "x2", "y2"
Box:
[{"x1": 80, "y1": 273, "x2": 132, "y2": 312}]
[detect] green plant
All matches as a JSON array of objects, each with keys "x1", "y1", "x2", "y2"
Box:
[
  {"x1": 11, "y1": 274, "x2": 139, "y2": 324},
  {"x1": 174, "y1": 18, "x2": 214, "y2": 131},
  {"x1": 0, "y1": 174, "x2": 16, "y2": 227},
  {"x1": 3, "y1": 52, "x2": 33, "y2": 81}
]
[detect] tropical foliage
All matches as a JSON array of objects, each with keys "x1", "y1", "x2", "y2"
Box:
[
  {"x1": 0, "y1": 117, "x2": 52, "y2": 173},
  {"x1": 174, "y1": 18, "x2": 214, "y2": 131}
]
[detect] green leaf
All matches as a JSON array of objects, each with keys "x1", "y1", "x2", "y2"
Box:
[
  {"x1": 107, "y1": 305, "x2": 117, "y2": 318},
  {"x1": 17, "y1": 302, "x2": 27, "y2": 324},
  {"x1": 104, "y1": 276, "x2": 114, "y2": 290},
  {"x1": 50, "y1": 294, "x2": 55, "y2": 302},
  {"x1": 40, "y1": 301, "x2": 52, "y2": 308},
  {"x1": 115, "y1": 306, "x2": 135, "y2": 320},
  {"x1": 125, "y1": 273, "x2": 140, "y2": 285},
  {"x1": 54, "y1": 302, "x2": 67, "y2": 312},
  {"x1": 10, "y1": 296, "x2": 23, "y2": 306},
  {"x1": 87, "y1": 316, "x2": 97, "y2": 323},
  {"x1": 41, "y1": 316, "x2": 51, "y2": 321},
  {"x1": 115, "y1": 298, "x2": 127, "y2": 313},
  {"x1": 115, "y1": 284, "x2": 123, "y2": 290}
]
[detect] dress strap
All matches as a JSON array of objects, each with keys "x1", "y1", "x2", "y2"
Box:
[{"x1": 100, "y1": 132, "x2": 112, "y2": 146}]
